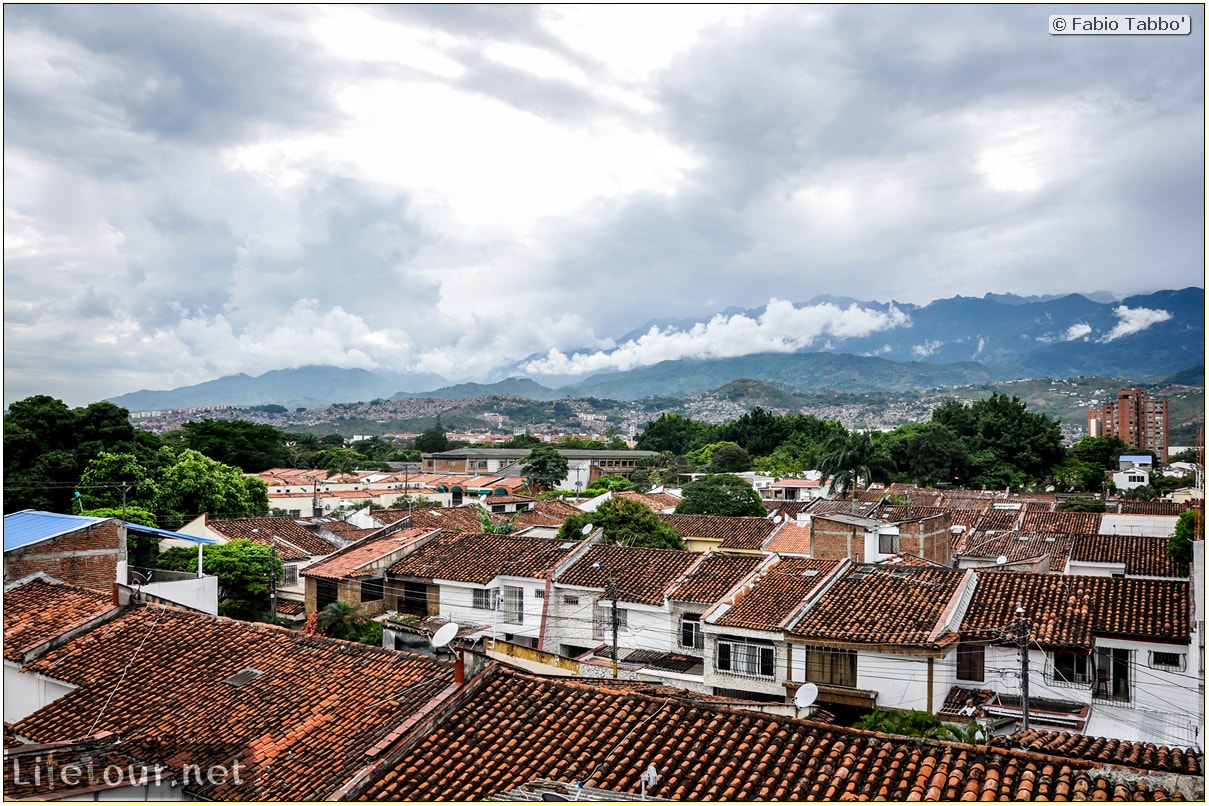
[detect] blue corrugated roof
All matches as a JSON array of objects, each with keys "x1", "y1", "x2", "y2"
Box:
[
  {"x1": 3, "y1": 510, "x2": 110, "y2": 552},
  {"x1": 125, "y1": 522, "x2": 217, "y2": 544}
]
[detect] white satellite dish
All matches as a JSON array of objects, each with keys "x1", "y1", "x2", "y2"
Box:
[
  {"x1": 794, "y1": 683, "x2": 819, "y2": 708},
  {"x1": 581, "y1": 523, "x2": 594, "y2": 536},
  {"x1": 431, "y1": 622, "x2": 459, "y2": 649},
  {"x1": 996, "y1": 555, "x2": 1009, "y2": 565}
]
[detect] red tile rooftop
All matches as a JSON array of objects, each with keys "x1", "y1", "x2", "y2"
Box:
[
  {"x1": 3, "y1": 575, "x2": 117, "y2": 661},
  {"x1": 659, "y1": 514, "x2": 777, "y2": 550},
  {"x1": 388, "y1": 532, "x2": 573, "y2": 583},
  {"x1": 714, "y1": 557, "x2": 839, "y2": 631},
  {"x1": 1070, "y1": 533, "x2": 1185, "y2": 577},
  {"x1": 12, "y1": 604, "x2": 454, "y2": 801},
  {"x1": 556, "y1": 544, "x2": 700, "y2": 606},
  {"x1": 667, "y1": 552, "x2": 763, "y2": 603},
  {"x1": 1020, "y1": 510, "x2": 1104, "y2": 534},
  {"x1": 789, "y1": 564, "x2": 967, "y2": 647},
  {"x1": 206, "y1": 515, "x2": 339, "y2": 557},
  {"x1": 962, "y1": 571, "x2": 1189, "y2": 647},
  {"x1": 300, "y1": 528, "x2": 435, "y2": 580},
  {"x1": 355, "y1": 665, "x2": 1194, "y2": 802}
]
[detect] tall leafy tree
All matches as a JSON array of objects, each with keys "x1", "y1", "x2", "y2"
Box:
[
  {"x1": 1166, "y1": 510, "x2": 1199, "y2": 575},
  {"x1": 414, "y1": 419, "x2": 451, "y2": 453},
  {"x1": 521, "y1": 445, "x2": 569, "y2": 492},
  {"x1": 674, "y1": 474, "x2": 767, "y2": 517},
  {"x1": 636, "y1": 413, "x2": 714, "y2": 455},
  {"x1": 717, "y1": 407, "x2": 792, "y2": 458},
  {"x1": 180, "y1": 420, "x2": 287, "y2": 472},
  {"x1": 155, "y1": 449, "x2": 269, "y2": 529},
  {"x1": 158, "y1": 538, "x2": 282, "y2": 621},
  {"x1": 558, "y1": 497, "x2": 684, "y2": 550},
  {"x1": 819, "y1": 431, "x2": 894, "y2": 511}
]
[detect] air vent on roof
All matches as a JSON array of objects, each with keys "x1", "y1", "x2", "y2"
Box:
[{"x1": 222, "y1": 668, "x2": 264, "y2": 687}]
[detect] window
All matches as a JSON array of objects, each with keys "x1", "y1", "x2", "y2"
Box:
[
  {"x1": 679, "y1": 614, "x2": 704, "y2": 651},
  {"x1": 1149, "y1": 651, "x2": 1185, "y2": 671},
  {"x1": 282, "y1": 565, "x2": 299, "y2": 586},
  {"x1": 399, "y1": 581, "x2": 429, "y2": 617},
  {"x1": 502, "y1": 585, "x2": 524, "y2": 625},
  {"x1": 956, "y1": 643, "x2": 984, "y2": 682},
  {"x1": 473, "y1": 588, "x2": 496, "y2": 610},
  {"x1": 1049, "y1": 651, "x2": 1091, "y2": 685},
  {"x1": 806, "y1": 647, "x2": 857, "y2": 687},
  {"x1": 360, "y1": 578, "x2": 384, "y2": 603},
  {"x1": 594, "y1": 602, "x2": 627, "y2": 638},
  {"x1": 534, "y1": 589, "x2": 544, "y2": 600},
  {"x1": 878, "y1": 532, "x2": 898, "y2": 555},
  {"x1": 717, "y1": 637, "x2": 776, "y2": 678},
  {"x1": 288, "y1": 509, "x2": 302, "y2": 518},
  {"x1": 315, "y1": 578, "x2": 338, "y2": 611},
  {"x1": 563, "y1": 594, "x2": 579, "y2": 606}
]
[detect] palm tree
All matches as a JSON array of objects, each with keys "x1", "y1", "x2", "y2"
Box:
[
  {"x1": 818, "y1": 431, "x2": 894, "y2": 514},
  {"x1": 316, "y1": 601, "x2": 370, "y2": 641}
]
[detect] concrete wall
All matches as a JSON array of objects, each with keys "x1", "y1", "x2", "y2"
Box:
[
  {"x1": 141, "y1": 576, "x2": 219, "y2": 615},
  {"x1": 3, "y1": 661, "x2": 77, "y2": 723},
  {"x1": 4, "y1": 520, "x2": 124, "y2": 592}
]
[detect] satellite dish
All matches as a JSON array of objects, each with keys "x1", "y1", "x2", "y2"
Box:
[
  {"x1": 581, "y1": 523, "x2": 594, "y2": 536},
  {"x1": 431, "y1": 622, "x2": 459, "y2": 649},
  {"x1": 794, "y1": 683, "x2": 819, "y2": 708},
  {"x1": 996, "y1": 555, "x2": 1008, "y2": 565}
]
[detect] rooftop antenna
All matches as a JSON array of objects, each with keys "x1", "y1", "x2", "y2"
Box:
[
  {"x1": 640, "y1": 765, "x2": 658, "y2": 800},
  {"x1": 793, "y1": 682, "x2": 818, "y2": 714},
  {"x1": 431, "y1": 621, "x2": 459, "y2": 653}
]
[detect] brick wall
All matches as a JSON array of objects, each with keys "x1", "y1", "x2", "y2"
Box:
[
  {"x1": 896, "y1": 514, "x2": 953, "y2": 565},
  {"x1": 811, "y1": 518, "x2": 861, "y2": 561},
  {"x1": 5, "y1": 520, "x2": 123, "y2": 592}
]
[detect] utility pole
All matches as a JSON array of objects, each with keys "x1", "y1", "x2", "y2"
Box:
[
  {"x1": 1017, "y1": 605, "x2": 1030, "y2": 731},
  {"x1": 270, "y1": 547, "x2": 278, "y2": 622},
  {"x1": 610, "y1": 578, "x2": 619, "y2": 679}
]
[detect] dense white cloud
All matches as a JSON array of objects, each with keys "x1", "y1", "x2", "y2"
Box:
[
  {"x1": 520, "y1": 300, "x2": 910, "y2": 375},
  {"x1": 2, "y1": 5, "x2": 1203, "y2": 406},
  {"x1": 1099, "y1": 306, "x2": 1173, "y2": 343}
]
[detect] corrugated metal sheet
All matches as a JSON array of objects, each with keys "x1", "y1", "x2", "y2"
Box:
[
  {"x1": 1099, "y1": 514, "x2": 1179, "y2": 538},
  {"x1": 3, "y1": 510, "x2": 109, "y2": 552}
]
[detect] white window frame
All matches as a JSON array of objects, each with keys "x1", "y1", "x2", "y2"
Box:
[
  {"x1": 473, "y1": 588, "x2": 496, "y2": 611},
  {"x1": 594, "y1": 602, "x2": 627, "y2": 639},
  {"x1": 716, "y1": 637, "x2": 776, "y2": 679}
]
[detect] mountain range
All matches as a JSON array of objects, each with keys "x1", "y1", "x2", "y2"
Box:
[{"x1": 107, "y1": 288, "x2": 1205, "y2": 411}]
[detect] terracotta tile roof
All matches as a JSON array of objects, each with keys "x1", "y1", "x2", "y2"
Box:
[
  {"x1": 1020, "y1": 511, "x2": 1103, "y2": 534},
  {"x1": 406, "y1": 506, "x2": 485, "y2": 533},
  {"x1": 365, "y1": 507, "x2": 414, "y2": 526},
  {"x1": 991, "y1": 729, "x2": 1202, "y2": 775},
  {"x1": 881, "y1": 484, "x2": 946, "y2": 507},
  {"x1": 789, "y1": 564, "x2": 967, "y2": 648},
  {"x1": 667, "y1": 552, "x2": 763, "y2": 603},
  {"x1": 877, "y1": 553, "x2": 949, "y2": 568},
  {"x1": 3, "y1": 576, "x2": 117, "y2": 661},
  {"x1": 2, "y1": 733, "x2": 153, "y2": 799},
  {"x1": 616, "y1": 490, "x2": 680, "y2": 511},
  {"x1": 808, "y1": 499, "x2": 878, "y2": 517},
  {"x1": 12, "y1": 604, "x2": 454, "y2": 801},
  {"x1": 763, "y1": 500, "x2": 814, "y2": 519},
  {"x1": 971, "y1": 508, "x2": 1025, "y2": 532},
  {"x1": 868, "y1": 505, "x2": 952, "y2": 523},
  {"x1": 1116, "y1": 500, "x2": 1192, "y2": 516},
  {"x1": 959, "y1": 531, "x2": 1076, "y2": 572},
  {"x1": 316, "y1": 521, "x2": 381, "y2": 543},
  {"x1": 207, "y1": 516, "x2": 338, "y2": 557},
  {"x1": 388, "y1": 533, "x2": 572, "y2": 583},
  {"x1": 276, "y1": 599, "x2": 306, "y2": 616},
  {"x1": 763, "y1": 521, "x2": 812, "y2": 555},
  {"x1": 301, "y1": 529, "x2": 434, "y2": 580},
  {"x1": 658, "y1": 514, "x2": 777, "y2": 550},
  {"x1": 482, "y1": 494, "x2": 535, "y2": 505},
  {"x1": 356, "y1": 666, "x2": 1188, "y2": 802},
  {"x1": 714, "y1": 557, "x2": 839, "y2": 631},
  {"x1": 1069, "y1": 534, "x2": 1184, "y2": 577},
  {"x1": 511, "y1": 499, "x2": 580, "y2": 529},
  {"x1": 962, "y1": 571, "x2": 1190, "y2": 648},
  {"x1": 938, "y1": 492, "x2": 1000, "y2": 509},
  {"x1": 556, "y1": 544, "x2": 700, "y2": 606}
]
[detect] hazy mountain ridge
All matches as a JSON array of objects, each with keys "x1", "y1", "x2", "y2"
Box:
[{"x1": 105, "y1": 288, "x2": 1204, "y2": 411}]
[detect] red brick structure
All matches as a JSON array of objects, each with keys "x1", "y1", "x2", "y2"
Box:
[
  {"x1": 1088, "y1": 389, "x2": 1169, "y2": 458},
  {"x1": 4, "y1": 518, "x2": 124, "y2": 592}
]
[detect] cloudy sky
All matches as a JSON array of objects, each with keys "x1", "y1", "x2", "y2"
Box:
[{"x1": 4, "y1": 4, "x2": 1204, "y2": 406}]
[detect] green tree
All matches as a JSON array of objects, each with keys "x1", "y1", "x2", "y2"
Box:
[
  {"x1": 1166, "y1": 510, "x2": 1199, "y2": 575},
  {"x1": 180, "y1": 420, "x2": 287, "y2": 472},
  {"x1": 313, "y1": 447, "x2": 368, "y2": 478},
  {"x1": 158, "y1": 539, "x2": 283, "y2": 620},
  {"x1": 316, "y1": 601, "x2": 371, "y2": 641},
  {"x1": 933, "y1": 393, "x2": 1063, "y2": 486},
  {"x1": 716, "y1": 407, "x2": 792, "y2": 458},
  {"x1": 901, "y1": 422, "x2": 969, "y2": 486},
  {"x1": 414, "y1": 419, "x2": 451, "y2": 453},
  {"x1": 558, "y1": 497, "x2": 685, "y2": 550},
  {"x1": 155, "y1": 449, "x2": 269, "y2": 529},
  {"x1": 584, "y1": 474, "x2": 635, "y2": 495},
  {"x1": 819, "y1": 431, "x2": 894, "y2": 510},
  {"x1": 1070, "y1": 435, "x2": 1132, "y2": 471},
  {"x1": 521, "y1": 445, "x2": 570, "y2": 492},
  {"x1": 78, "y1": 451, "x2": 159, "y2": 511},
  {"x1": 636, "y1": 413, "x2": 714, "y2": 455},
  {"x1": 674, "y1": 474, "x2": 766, "y2": 517},
  {"x1": 476, "y1": 504, "x2": 520, "y2": 534},
  {"x1": 1057, "y1": 497, "x2": 1107, "y2": 513}
]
